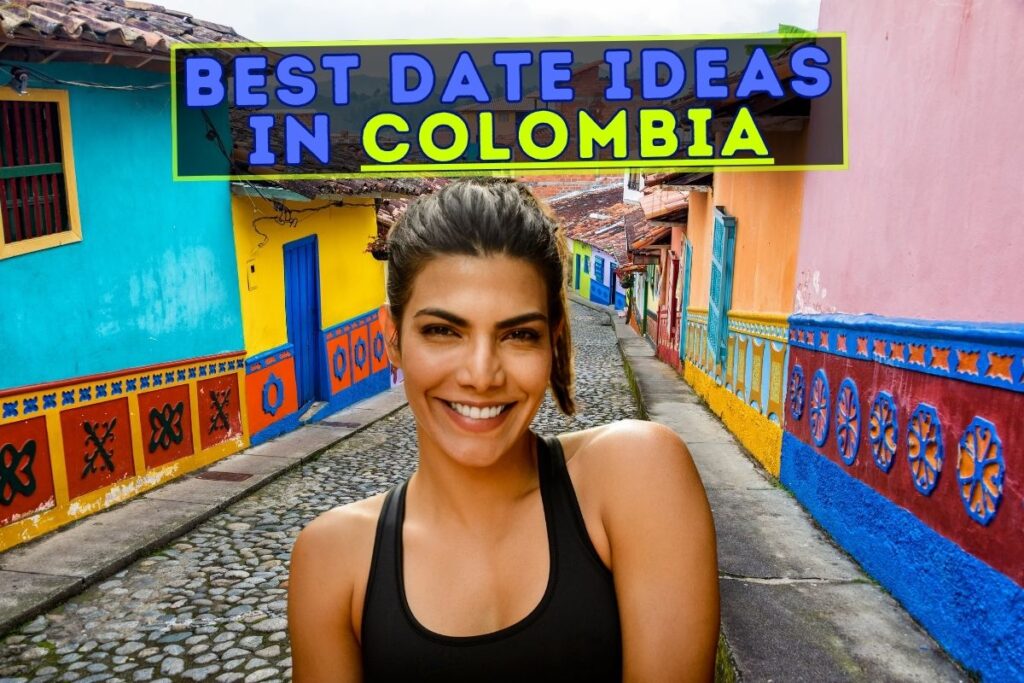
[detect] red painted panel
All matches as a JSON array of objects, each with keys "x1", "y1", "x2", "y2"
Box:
[
  {"x1": 351, "y1": 323, "x2": 371, "y2": 385},
  {"x1": 327, "y1": 332, "x2": 352, "y2": 394},
  {"x1": 137, "y1": 385, "x2": 194, "y2": 468},
  {"x1": 245, "y1": 361, "x2": 298, "y2": 436},
  {"x1": 787, "y1": 348, "x2": 1024, "y2": 585},
  {"x1": 370, "y1": 317, "x2": 388, "y2": 374},
  {"x1": 0, "y1": 416, "x2": 56, "y2": 526},
  {"x1": 60, "y1": 398, "x2": 135, "y2": 501},
  {"x1": 197, "y1": 374, "x2": 242, "y2": 450},
  {"x1": 658, "y1": 343, "x2": 682, "y2": 371}
]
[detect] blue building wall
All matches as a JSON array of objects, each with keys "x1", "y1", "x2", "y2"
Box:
[
  {"x1": 781, "y1": 433, "x2": 1024, "y2": 681},
  {"x1": 589, "y1": 278, "x2": 612, "y2": 306},
  {"x1": 0, "y1": 64, "x2": 242, "y2": 389}
]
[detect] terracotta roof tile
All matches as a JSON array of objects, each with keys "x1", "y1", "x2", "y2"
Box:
[
  {"x1": 545, "y1": 185, "x2": 642, "y2": 264},
  {"x1": 525, "y1": 175, "x2": 622, "y2": 201},
  {"x1": 623, "y1": 204, "x2": 664, "y2": 250},
  {"x1": 0, "y1": 0, "x2": 248, "y2": 55}
]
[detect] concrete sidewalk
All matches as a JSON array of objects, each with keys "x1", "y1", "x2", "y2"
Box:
[
  {"x1": 0, "y1": 386, "x2": 408, "y2": 636},
  {"x1": 585, "y1": 296, "x2": 965, "y2": 681}
]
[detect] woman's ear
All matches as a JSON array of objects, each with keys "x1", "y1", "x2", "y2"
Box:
[{"x1": 379, "y1": 304, "x2": 401, "y2": 368}]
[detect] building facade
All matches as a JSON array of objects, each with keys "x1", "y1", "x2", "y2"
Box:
[
  {"x1": 230, "y1": 189, "x2": 396, "y2": 445},
  {"x1": 778, "y1": 2, "x2": 1024, "y2": 678},
  {"x1": 0, "y1": 8, "x2": 249, "y2": 550}
]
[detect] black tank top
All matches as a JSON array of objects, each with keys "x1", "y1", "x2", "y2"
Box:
[{"x1": 361, "y1": 434, "x2": 623, "y2": 682}]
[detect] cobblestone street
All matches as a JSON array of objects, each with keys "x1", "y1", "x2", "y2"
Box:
[{"x1": 0, "y1": 303, "x2": 639, "y2": 683}]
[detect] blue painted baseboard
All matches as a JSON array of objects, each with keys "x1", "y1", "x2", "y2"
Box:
[
  {"x1": 309, "y1": 369, "x2": 392, "y2": 423},
  {"x1": 589, "y1": 279, "x2": 612, "y2": 305},
  {"x1": 780, "y1": 432, "x2": 1024, "y2": 681},
  {"x1": 250, "y1": 411, "x2": 302, "y2": 446},
  {"x1": 250, "y1": 370, "x2": 393, "y2": 446}
]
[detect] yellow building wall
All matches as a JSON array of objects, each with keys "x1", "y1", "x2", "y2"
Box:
[
  {"x1": 645, "y1": 265, "x2": 659, "y2": 315},
  {"x1": 571, "y1": 240, "x2": 592, "y2": 300},
  {"x1": 231, "y1": 195, "x2": 384, "y2": 354},
  {"x1": 684, "y1": 360, "x2": 783, "y2": 476}
]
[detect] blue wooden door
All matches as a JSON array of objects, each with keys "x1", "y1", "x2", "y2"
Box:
[
  {"x1": 284, "y1": 236, "x2": 323, "y2": 408},
  {"x1": 574, "y1": 253, "x2": 581, "y2": 290}
]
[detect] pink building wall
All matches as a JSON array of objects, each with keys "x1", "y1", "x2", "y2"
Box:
[{"x1": 796, "y1": 0, "x2": 1023, "y2": 322}]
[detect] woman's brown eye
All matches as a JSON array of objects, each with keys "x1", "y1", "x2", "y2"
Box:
[
  {"x1": 507, "y1": 329, "x2": 540, "y2": 342},
  {"x1": 423, "y1": 325, "x2": 456, "y2": 337}
]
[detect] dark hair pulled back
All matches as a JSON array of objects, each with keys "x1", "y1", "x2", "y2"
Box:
[{"x1": 386, "y1": 177, "x2": 575, "y2": 415}]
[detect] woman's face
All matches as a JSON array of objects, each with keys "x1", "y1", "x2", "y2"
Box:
[{"x1": 385, "y1": 254, "x2": 554, "y2": 469}]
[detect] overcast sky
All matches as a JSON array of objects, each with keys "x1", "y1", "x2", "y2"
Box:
[{"x1": 164, "y1": 0, "x2": 821, "y2": 42}]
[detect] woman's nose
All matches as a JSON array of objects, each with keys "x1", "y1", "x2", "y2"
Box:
[{"x1": 456, "y1": 337, "x2": 505, "y2": 390}]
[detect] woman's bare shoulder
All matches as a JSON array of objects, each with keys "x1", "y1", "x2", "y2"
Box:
[
  {"x1": 289, "y1": 491, "x2": 394, "y2": 678},
  {"x1": 558, "y1": 419, "x2": 690, "y2": 468},
  {"x1": 558, "y1": 419, "x2": 699, "y2": 505},
  {"x1": 291, "y1": 492, "x2": 389, "y2": 582}
]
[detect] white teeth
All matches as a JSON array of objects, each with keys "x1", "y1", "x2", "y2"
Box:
[{"x1": 449, "y1": 402, "x2": 507, "y2": 420}]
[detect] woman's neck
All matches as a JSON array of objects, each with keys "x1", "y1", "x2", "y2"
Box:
[{"x1": 408, "y1": 429, "x2": 540, "y2": 532}]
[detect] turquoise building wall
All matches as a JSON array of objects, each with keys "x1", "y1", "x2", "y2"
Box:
[{"x1": 0, "y1": 63, "x2": 242, "y2": 389}]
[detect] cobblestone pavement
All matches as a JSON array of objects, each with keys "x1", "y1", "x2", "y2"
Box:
[{"x1": 0, "y1": 303, "x2": 638, "y2": 683}]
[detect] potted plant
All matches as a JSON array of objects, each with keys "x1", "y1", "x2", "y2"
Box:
[{"x1": 365, "y1": 234, "x2": 389, "y2": 261}]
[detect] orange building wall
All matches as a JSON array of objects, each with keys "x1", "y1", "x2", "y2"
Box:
[
  {"x1": 686, "y1": 190, "x2": 713, "y2": 310},
  {"x1": 713, "y1": 132, "x2": 806, "y2": 313},
  {"x1": 686, "y1": 132, "x2": 805, "y2": 314}
]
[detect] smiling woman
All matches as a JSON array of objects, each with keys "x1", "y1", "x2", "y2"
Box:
[{"x1": 287, "y1": 178, "x2": 720, "y2": 682}]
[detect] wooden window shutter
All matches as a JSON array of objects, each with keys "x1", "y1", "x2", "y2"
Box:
[{"x1": 707, "y1": 208, "x2": 737, "y2": 366}]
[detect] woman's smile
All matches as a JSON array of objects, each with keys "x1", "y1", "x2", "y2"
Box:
[{"x1": 438, "y1": 398, "x2": 517, "y2": 432}]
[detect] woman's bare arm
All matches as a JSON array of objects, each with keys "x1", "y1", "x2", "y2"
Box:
[
  {"x1": 288, "y1": 508, "x2": 366, "y2": 683},
  {"x1": 588, "y1": 420, "x2": 720, "y2": 682}
]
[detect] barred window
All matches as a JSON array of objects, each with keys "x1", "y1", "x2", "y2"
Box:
[{"x1": 0, "y1": 90, "x2": 81, "y2": 259}]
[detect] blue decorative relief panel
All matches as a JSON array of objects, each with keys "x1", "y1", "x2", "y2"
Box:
[
  {"x1": 835, "y1": 378, "x2": 860, "y2": 465},
  {"x1": 810, "y1": 369, "x2": 830, "y2": 447},
  {"x1": 788, "y1": 314, "x2": 1024, "y2": 394},
  {"x1": 908, "y1": 403, "x2": 944, "y2": 496},
  {"x1": 957, "y1": 417, "x2": 1004, "y2": 525},
  {"x1": 869, "y1": 391, "x2": 898, "y2": 473}
]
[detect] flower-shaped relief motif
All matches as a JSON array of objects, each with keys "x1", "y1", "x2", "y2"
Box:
[
  {"x1": 957, "y1": 417, "x2": 1004, "y2": 525},
  {"x1": 788, "y1": 365, "x2": 805, "y2": 421},
  {"x1": 908, "y1": 403, "x2": 943, "y2": 495},
  {"x1": 333, "y1": 346, "x2": 348, "y2": 381},
  {"x1": 809, "y1": 369, "x2": 830, "y2": 447},
  {"x1": 262, "y1": 373, "x2": 285, "y2": 416},
  {"x1": 869, "y1": 392, "x2": 898, "y2": 473},
  {"x1": 835, "y1": 378, "x2": 860, "y2": 465}
]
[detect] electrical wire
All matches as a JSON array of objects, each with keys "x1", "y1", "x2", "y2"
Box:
[{"x1": 0, "y1": 63, "x2": 169, "y2": 90}]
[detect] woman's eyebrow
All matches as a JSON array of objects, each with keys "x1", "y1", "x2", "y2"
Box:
[
  {"x1": 413, "y1": 308, "x2": 469, "y2": 326},
  {"x1": 495, "y1": 312, "x2": 548, "y2": 329},
  {"x1": 412, "y1": 309, "x2": 547, "y2": 329}
]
